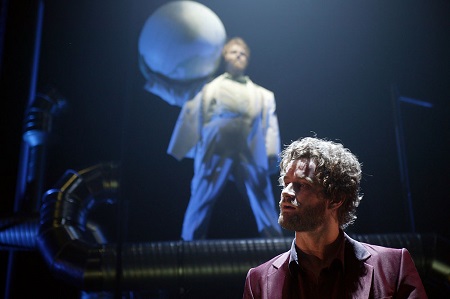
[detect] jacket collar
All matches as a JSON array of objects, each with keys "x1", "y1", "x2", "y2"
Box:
[
  {"x1": 223, "y1": 72, "x2": 249, "y2": 84},
  {"x1": 268, "y1": 232, "x2": 374, "y2": 299},
  {"x1": 344, "y1": 232, "x2": 371, "y2": 261}
]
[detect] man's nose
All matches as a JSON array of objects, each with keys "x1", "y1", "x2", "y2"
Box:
[{"x1": 281, "y1": 183, "x2": 295, "y2": 200}]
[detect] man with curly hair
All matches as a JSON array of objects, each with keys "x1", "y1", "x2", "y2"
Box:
[{"x1": 243, "y1": 137, "x2": 427, "y2": 298}]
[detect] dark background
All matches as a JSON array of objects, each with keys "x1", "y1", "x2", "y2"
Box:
[{"x1": 1, "y1": 0, "x2": 449, "y2": 297}]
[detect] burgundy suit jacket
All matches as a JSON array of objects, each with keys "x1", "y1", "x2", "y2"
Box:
[{"x1": 243, "y1": 234, "x2": 428, "y2": 299}]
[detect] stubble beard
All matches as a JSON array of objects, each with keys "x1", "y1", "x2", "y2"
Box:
[
  {"x1": 278, "y1": 200, "x2": 327, "y2": 232},
  {"x1": 226, "y1": 59, "x2": 247, "y2": 75}
]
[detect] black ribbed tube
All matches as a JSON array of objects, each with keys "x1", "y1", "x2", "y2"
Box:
[{"x1": 118, "y1": 238, "x2": 291, "y2": 291}]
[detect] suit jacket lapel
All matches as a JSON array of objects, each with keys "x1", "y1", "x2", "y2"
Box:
[
  {"x1": 345, "y1": 234, "x2": 373, "y2": 299},
  {"x1": 266, "y1": 252, "x2": 291, "y2": 299},
  {"x1": 354, "y1": 263, "x2": 373, "y2": 299}
]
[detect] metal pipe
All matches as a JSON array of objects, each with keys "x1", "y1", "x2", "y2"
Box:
[{"x1": 5, "y1": 2, "x2": 45, "y2": 298}]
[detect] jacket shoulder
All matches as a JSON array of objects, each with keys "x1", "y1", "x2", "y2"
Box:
[
  {"x1": 248, "y1": 251, "x2": 289, "y2": 275},
  {"x1": 361, "y1": 242, "x2": 405, "y2": 260},
  {"x1": 251, "y1": 82, "x2": 274, "y2": 96}
]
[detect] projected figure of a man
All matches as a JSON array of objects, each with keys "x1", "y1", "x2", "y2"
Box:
[{"x1": 168, "y1": 37, "x2": 283, "y2": 240}]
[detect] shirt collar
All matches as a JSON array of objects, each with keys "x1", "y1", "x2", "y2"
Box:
[
  {"x1": 223, "y1": 72, "x2": 249, "y2": 84},
  {"x1": 288, "y1": 230, "x2": 346, "y2": 275}
]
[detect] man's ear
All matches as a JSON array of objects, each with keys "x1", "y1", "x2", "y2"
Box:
[{"x1": 328, "y1": 197, "x2": 344, "y2": 209}]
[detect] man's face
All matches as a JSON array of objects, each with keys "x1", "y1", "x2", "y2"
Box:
[
  {"x1": 278, "y1": 158, "x2": 328, "y2": 232},
  {"x1": 224, "y1": 43, "x2": 248, "y2": 75}
]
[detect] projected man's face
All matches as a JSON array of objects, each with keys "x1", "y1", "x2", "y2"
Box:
[{"x1": 224, "y1": 44, "x2": 248, "y2": 76}]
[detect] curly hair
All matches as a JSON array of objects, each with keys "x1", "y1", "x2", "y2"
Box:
[{"x1": 279, "y1": 137, "x2": 363, "y2": 229}]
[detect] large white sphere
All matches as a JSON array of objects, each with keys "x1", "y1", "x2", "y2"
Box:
[{"x1": 138, "y1": 1, "x2": 226, "y2": 81}]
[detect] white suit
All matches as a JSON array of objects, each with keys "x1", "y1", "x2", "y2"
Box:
[{"x1": 168, "y1": 73, "x2": 283, "y2": 240}]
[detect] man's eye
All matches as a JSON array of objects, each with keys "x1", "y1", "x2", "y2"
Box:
[
  {"x1": 294, "y1": 182, "x2": 310, "y2": 191},
  {"x1": 300, "y1": 183, "x2": 310, "y2": 189}
]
